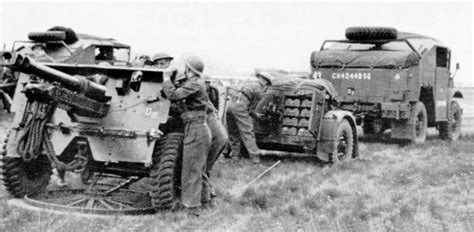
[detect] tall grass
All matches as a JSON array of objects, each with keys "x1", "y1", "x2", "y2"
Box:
[{"x1": 0, "y1": 135, "x2": 473, "y2": 231}]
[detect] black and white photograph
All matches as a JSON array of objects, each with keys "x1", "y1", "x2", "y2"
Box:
[{"x1": 0, "y1": 1, "x2": 472, "y2": 231}]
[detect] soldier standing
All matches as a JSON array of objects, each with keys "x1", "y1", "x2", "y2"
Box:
[
  {"x1": 162, "y1": 55, "x2": 212, "y2": 210},
  {"x1": 226, "y1": 71, "x2": 273, "y2": 163},
  {"x1": 175, "y1": 75, "x2": 228, "y2": 200},
  {"x1": 205, "y1": 100, "x2": 228, "y2": 198}
]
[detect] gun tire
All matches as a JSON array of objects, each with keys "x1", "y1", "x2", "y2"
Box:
[
  {"x1": 345, "y1": 27, "x2": 398, "y2": 41},
  {"x1": 28, "y1": 31, "x2": 66, "y2": 42},
  {"x1": 331, "y1": 119, "x2": 354, "y2": 162},
  {"x1": 1, "y1": 131, "x2": 52, "y2": 198},
  {"x1": 439, "y1": 100, "x2": 462, "y2": 141},
  {"x1": 150, "y1": 132, "x2": 184, "y2": 210}
]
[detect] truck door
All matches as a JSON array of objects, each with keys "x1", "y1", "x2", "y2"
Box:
[{"x1": 434, "y1": 47, "x2": 450, "y2": 121}]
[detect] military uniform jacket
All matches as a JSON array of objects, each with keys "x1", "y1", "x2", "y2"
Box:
[
  {"x1": 162, "y1": 76, "x2": 209, "y2": 112},
  {"x1": 235, "y1": 79, "x2": 265, "y2": 111}
]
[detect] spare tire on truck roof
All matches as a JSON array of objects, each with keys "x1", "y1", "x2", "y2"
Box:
[
  {"x1": 28, "y1": 31, "x2": 66, "y2": 42},
  {"x1": 48, "y1": 26, "x2": 79, "y2": 44},
  {"x1": 345, "y1": 26, "x2": 398, "y2": 41}
]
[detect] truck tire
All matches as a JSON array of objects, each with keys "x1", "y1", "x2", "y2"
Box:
[
  {"x1": 47, "y1": 26, "x2": 79, "y2": 44},
  {"x1": 331, "y1": 119, "x2": 354, "y2": 162},
  {"x1": 1, "y1": 132, "x2": 52, "y2": 198},
  {"x1": 439, "y1": 100, "x2": 462, "y2": 141},
  {"x1": 410, "y1": 102, "x2": 428, "y2": 144},
  {"x1": 150, "y1": 132, "x2": 184, "y2": 210},
  {"x1": 28, "y1": 31, "x2": 66, "y2": 42},
  {"x1": 345, "y1": 27, "x2": 398, "y2": 41}
]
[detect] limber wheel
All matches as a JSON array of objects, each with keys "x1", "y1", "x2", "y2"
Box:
[
  {"x1": 331, "y1": 119, "x2": 354, "y2": 162},
  {"x1": 439, "y1": 100, "x2": 462, "y2": 141},
  {"x1": 410, "y1": 102, "x2": 428, "y2": 144},
  {"x1": 149, "y1": 132, "x2": 184, "y2": 210}
]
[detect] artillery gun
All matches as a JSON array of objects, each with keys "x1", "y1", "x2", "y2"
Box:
[
  {"x1": 0, "y1": 52, "x2": 184, "y2": 214},
  {"x1": 1, "y1": 26, "x2": 132, "y2": 112}
]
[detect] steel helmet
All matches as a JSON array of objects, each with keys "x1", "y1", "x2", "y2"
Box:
[
  {"x1": 202, "y1": 74, "x2": 212, "y2": 82},
  {"x1": 184, "y1": 55, "x2": 204, "y2": 76},
  {"x1": 256, "y1": 71, "x2": 273, "y2": 85},
  {"x1": 151, "y1": 52, "x2": 173, "y2": 62}
]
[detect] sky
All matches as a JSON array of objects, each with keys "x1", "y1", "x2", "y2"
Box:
[{"x1": 1, "y1": 2, "x2": 473, "y2": 86}]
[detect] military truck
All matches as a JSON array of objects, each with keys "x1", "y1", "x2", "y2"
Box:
[
  {"x1": 251, "y1": 74, "x2": 359, "y2": 162},
  {"x1": 0, "y1": 51, "x2": 184, "y2": 214},
  {"x1": 310, "y1": 27, "x2": 463, "y2": 143},
  {"x1": 14, "y1": 26, "x2": 131, "y2": 65}
]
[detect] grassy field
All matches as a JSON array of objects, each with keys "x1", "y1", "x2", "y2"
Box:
[{"x1": 0, "y1": 89, "x2": 473, "y2": 231}]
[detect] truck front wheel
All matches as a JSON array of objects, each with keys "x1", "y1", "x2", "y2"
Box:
[
  {"x1": 439, "y1": 100, "x2": 462, "y2": 141},
  {"x1": 410, "y1": 102, "x2": 428, "y2": 144}
]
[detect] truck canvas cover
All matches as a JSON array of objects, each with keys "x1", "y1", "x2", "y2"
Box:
[{"x1": 311, "y1": 50, "x2": 420, "y2": 69}]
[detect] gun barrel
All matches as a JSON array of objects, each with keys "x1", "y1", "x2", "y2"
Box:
[
  {"x1": 1, "y1": 53, "x2": 107, "y2": 100},
  {"x1": 21, "y1": 56, "x2": 107, "y2": 100}
]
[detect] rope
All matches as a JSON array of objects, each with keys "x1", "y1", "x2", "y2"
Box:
[
  {"x1": 17, "y1": 102, "x2": 56, "y2": 162},
  {"x1": 17, "y1": 101, "x2": 88, "y2": 172}
]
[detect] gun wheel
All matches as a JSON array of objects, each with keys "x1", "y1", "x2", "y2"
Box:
[
  {"x1": 150, "y1": 132, "x2": 184, "y2": 210},
  {"x1": 1, "y1": 131, "x2": 52, "y2": 198}
]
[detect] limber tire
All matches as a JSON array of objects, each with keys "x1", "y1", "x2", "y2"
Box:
[
  {"x1": 28, "y1": 31, "x2": 66, "y2": 42},
  {"x1": 331, "y1": 119, "x2": 354, "y2": 162},
  {"x1": 410, "y1": 102, "x2": 428, "y2": 144},
  {"x1": 439, "y1": 100, "x2": 462, "y2": 141},
  {"x1": 1, "y1": 131, "x2": 52, "y2": 198},
  {"x1": 150, "y1": 132, "x2": 184, "y2": 210},
  {"x1": 345, "y1": 27, "x2": 398, "y2": 41}
]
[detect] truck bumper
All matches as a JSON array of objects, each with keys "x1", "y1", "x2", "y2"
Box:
[{"x1": 381, "y1": 102, "x2": 410, "y2": 120}]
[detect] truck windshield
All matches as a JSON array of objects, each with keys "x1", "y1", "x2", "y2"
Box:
[
  {"x1": 323, "y1": 41, "x2": 412, "y2": 52},
  {"x1": 95, "y1": 46, "x2": 130, "y2": 65},
  {"x1": 407, "y1": 38, "x2": 438, "y2": 56}
]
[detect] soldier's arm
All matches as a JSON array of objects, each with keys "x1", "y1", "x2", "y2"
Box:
[{"x1": 162, "y1": 80, "x2": 199, "y2": 101}]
